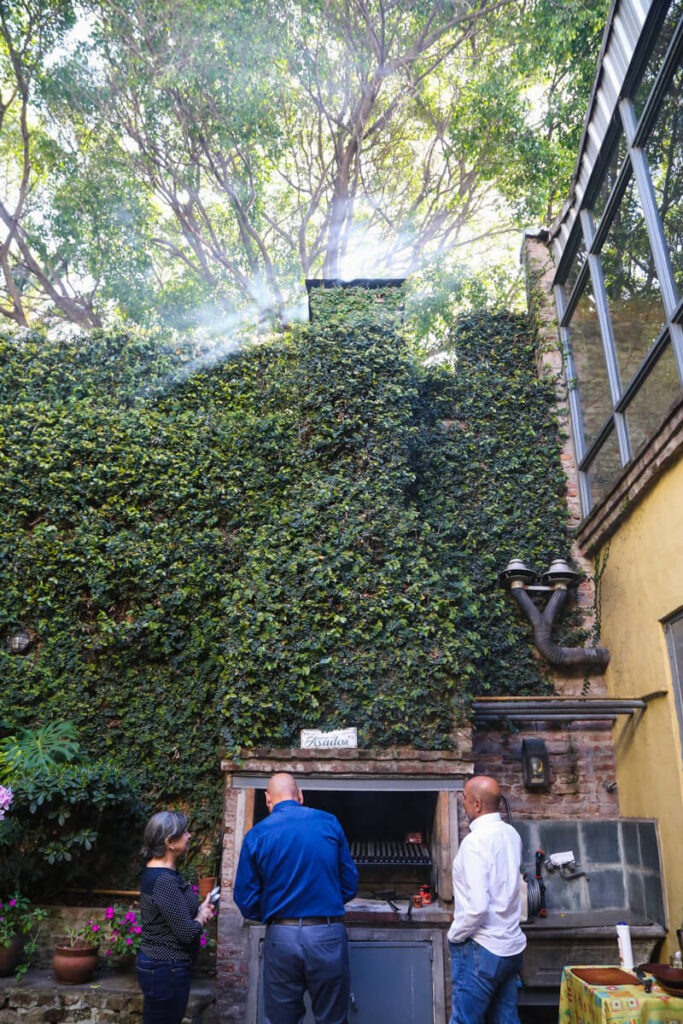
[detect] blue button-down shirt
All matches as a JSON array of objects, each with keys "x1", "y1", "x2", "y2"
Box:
[{"x1": 233, "y1": 800, "x2": 358, "y2": 922}]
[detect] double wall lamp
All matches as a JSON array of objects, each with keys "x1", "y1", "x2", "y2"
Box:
[{"x1": 498, "y1": 557, "x2": 610, "y2": 671}]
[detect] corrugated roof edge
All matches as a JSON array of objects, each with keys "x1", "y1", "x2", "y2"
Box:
[{"x1": 546, "y1": 0, "x2": 672, "y2": 266}]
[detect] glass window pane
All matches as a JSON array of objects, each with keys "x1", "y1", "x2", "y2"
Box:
[
  {"x1": 633, "y1": 0, "x2": 683, "y2": 119},
  {"x1": 599, "y1": 175, "x2": 667, "y2": 388},
  {"x1": 586, "y1": 427, "x2": 622, "y2": 506},
  {"x1": 568, "y1": 280, "x2": 613, "y2": 447},
  {"x1": 564, "y1": 237, "x2": 587, "y2": 302},
  {"x1": 590, "y1": 130, "x2": 628, "y2": 224},
  {"x1": 625, "y1": 341, "x2": 682, "y2": 453},
  {"x1": 646, "y1": 63, "x2": 683, "y2": 301}
]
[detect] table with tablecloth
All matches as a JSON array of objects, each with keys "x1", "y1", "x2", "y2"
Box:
[{"x1": 559, "y1": 966, "x2": 683, "y2": 1023}]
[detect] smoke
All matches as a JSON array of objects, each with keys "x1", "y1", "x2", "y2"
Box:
[
  {"x1": 331, "y1": 195, "x2": 519, "y2": 285},
  {"x1": 132, "y1": 285, "x2": 310, "y2": 400}
]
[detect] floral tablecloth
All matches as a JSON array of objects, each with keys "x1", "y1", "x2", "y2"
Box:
[{"x1": 559, "y1": 966, "x2": 683, "y2": 1023}]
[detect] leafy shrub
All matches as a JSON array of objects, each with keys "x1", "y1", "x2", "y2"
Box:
[
  {"x1": 0, "y1": 892, "x2": 47, "y2": 978},
  {"x1": 0, "y1": 762, "x2": 143, "y2": 898},
  {"x1": 0, "y1": 721, "x2": 80, "y2": 781}
]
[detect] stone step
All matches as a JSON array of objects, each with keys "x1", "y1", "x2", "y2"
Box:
[{"x1": 0, "y1": 969, "x2": 216, "y2": 1024}]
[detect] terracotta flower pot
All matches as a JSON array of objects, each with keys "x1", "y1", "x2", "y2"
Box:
[
  {"x1": 52, "y1": 944, "x2": 99, "y2": 985},
  {"x1": 0, "y1": 934, "x2": 24, "y2": 977},
  {"x1": 197, "y1": 876, "x2": 215, "y2": 900}
]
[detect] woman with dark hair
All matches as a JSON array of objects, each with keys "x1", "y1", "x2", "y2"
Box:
[{"x1": 136, "y1": 810, "x2": 213, "y2": 1024}]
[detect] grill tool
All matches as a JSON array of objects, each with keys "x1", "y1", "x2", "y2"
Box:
[{"x1": 373, "y1": 889, "x2": 400, "y2": 913}]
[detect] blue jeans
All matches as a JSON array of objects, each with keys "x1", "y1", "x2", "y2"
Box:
[
  {"x1": 263, "y1": 922, "x2": 350, "y2": 1024},
  {"x1": 136, "y1": 955, "x2": 192, "y2": 1024},
  {"x1": 449, "y1": 939, "x2": 523, "y2": 1024}
]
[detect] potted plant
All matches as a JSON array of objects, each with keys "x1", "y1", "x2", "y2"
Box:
[
  {"x1": 52, "y1": 917, "x2": 101, "y2": 984},
  {"x1": 0, "y1": 892, "x2": 47, "y2": 978},
  {"x1": 194, "y1": 833, "x2": 221, "y2": 899},
  {"x1": 197, "y1": 873, "x2": 215, "y2": 900},
  {"x1": 102, "y1": 904, "x2": 143, "y2": 969}
]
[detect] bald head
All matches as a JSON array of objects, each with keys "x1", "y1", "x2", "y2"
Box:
[
  {"x1": 265, "y1": 772, "x2": 303, "y2": 812},
  {"x1": 463, "y1": 775, "x2": 501, "y2": 821}
]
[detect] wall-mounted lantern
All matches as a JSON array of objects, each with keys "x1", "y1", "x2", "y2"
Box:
[
  {"x1": 539, "y1": 558, "x2": 580, "y2": 589},
  {"x1": 522, "y1": 738, "x2": 550, "y2": 790},
  {"x1": 497, "y1": 558, "x2": 537, "y2": 589},
  {"x1": 6, "y1": 630, "x2": 32, "y2": 655}
]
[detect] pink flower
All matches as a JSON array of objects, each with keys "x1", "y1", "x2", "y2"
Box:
[
  {"x1": 106, "y1": 907, "x2": 114, "y2": 919},
  {"x1": 112, "y1": 930, "x2": 118, "y2": 936},
  {"x1": 106, "y1": 950, "x2": 112, "y2": 956},
  {"x1": 8, "y1": 900, "x2": 15, "y2": 907},
  {"x1": 135, "y1": 927, "x2": 141, "y2": 934},
  {"x1": 92, "y1": 924, "x2": 99, "y2": 932},
  {"x1": 126, "y1": 938, "x2": 132, "y2": 946},
  {"x1": 199, "y1": 933, "x2": 208, "y2": 947},
  {"x1": 0, "y1": 785, "x2": 13, "y2": 813}
]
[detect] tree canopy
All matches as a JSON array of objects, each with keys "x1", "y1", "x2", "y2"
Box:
[{"x1": 0, "y1": 0, "x2": 609, "y2": 326}]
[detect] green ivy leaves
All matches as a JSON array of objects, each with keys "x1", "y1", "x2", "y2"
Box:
[{"x1": 0, "y1": 292, "x2": 572, "y2": 859}]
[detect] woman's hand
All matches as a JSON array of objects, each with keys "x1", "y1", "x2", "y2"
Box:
[{"x1": 195, "y1": 894, "x2": 214, "y2": 927}]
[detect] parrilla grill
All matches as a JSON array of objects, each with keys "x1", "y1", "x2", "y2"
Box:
[{"x1": 349, "y1": 840, "x2": 432, "y2": 865}]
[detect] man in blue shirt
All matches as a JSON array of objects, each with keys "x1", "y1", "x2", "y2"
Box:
[{"x1": 234, "y1": 772, "x2": 358, "y2": 1024}]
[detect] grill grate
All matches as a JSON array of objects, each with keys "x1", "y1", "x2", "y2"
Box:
[{"x1": 349, "y1": 840, "x2": 432, "y2": 865}]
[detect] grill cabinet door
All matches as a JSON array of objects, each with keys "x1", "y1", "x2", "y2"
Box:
[
  {"x1": 347, "y1": 941, "x2": 433, "y2": 1024},
  {"x1": 257, "y1": 939, "x2": 434, "y2": 1024}
]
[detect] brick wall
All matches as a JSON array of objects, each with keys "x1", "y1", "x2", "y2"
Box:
[
  {"x1": 465, "y1": 237, "x2": 621, "y2": 828},
  {"x1": 523, "y1": 236, "x2": 600, "y2": 677},
  {"x1": 473, "y1": 725, "x2": 619, "y2": 822}
]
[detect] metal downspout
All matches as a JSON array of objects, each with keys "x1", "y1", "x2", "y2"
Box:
[{"x1": 509, "y1": 585, "x2": 610, "y2": 670}]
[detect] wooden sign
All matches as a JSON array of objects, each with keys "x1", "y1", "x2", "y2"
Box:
[{"x1": 300, "y1": 727, "x2": 358, "y2": 749}]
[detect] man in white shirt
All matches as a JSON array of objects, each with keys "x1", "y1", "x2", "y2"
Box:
[{"x1": 448, "y1": 775, "x2": 526, "y2": 1024}]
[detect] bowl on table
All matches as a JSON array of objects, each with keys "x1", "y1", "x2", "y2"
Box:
[{"x1": 639, "y1": 963, "x2": 683, "y2": 996}]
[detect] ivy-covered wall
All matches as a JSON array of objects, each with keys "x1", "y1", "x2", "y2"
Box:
[{"x1": 0, "y1": 291, "x2": 574, "y2": 845}]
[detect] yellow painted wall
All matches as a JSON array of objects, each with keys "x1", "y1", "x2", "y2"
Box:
[{"x1": 598, "y1": 456, "x2": 683, "y2": 959}]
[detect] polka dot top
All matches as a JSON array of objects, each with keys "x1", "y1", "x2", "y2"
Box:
[{"x1": 139, "y1": 867, "x2": 201, "y2": 962}]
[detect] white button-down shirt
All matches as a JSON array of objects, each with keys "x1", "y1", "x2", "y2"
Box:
[{"x1": 447, "y1": 811, "x2": 526, "y2": 957}]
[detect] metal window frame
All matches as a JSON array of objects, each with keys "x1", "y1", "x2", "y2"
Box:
[
  {"x1": 581, "y1": 116, "x2": 627, "y2": 217},
  {"x1": 560, "y1": 260, "x2": 591, "y2": 327},
  {"x1": 551, "y1": 4, "x2": 683, "y2": 517},
  {"x1": 554, "y1": 285, "x2": 592, "y2": 510},
  {"x1": 622, "y1": 0, "x2": 677, "y2": 107},
  {"x1": 581, "y1": 209, "x2": 632, "y2": 464},
  {"x1": 633, "y1": 14, "x2": 683, "y2": 149},
  {"x1": 663, "y1": 609, "x2": 683, "y2": 759},
  {"x1": 619, "y1": 96, "x2": 683, "y2": 379},
  {"x1": 589, "y1": 156, "x2": 633, "y2": 255},
  {"x1": 620, "y1": 98, "x2": 679, "y2": 319},
  {"x1": 555, "y1": 217, "x2": 588, "y2": 292},
  {"x1": 578, "y1": 415, "x2": 617, "y2": 474},
  {"x1": 615, "y1": 325, "x2": 671, "y2": 412}
]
